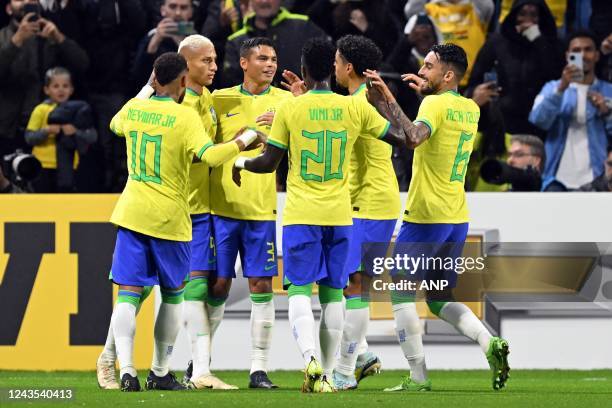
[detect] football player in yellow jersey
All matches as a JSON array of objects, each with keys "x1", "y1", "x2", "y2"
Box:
[
  {"x1": 232, "y1": 38, "x2": 412, "y2": 392},
  {"x1": 330, "y1": 35, "x2": 401, "y2": 390},
  {"x1": 206, "y1": 37, "x2": 291, "y2": 389},
  {"x1": 176, "y1": 35, "x2": 240, "y2": 391},
  {"x1": 105, "y1": 53, "x2": 257, "y2": 392},
  {"x1": 364, "y1": 44, "x2": 510, "y2": 392}
]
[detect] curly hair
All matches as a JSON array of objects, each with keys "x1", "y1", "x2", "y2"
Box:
[
  {"x1": 301, "y1": 37, "x2": 336, "y2": 82},
  {"x1": 153, "y1": 52, "x2": 187, "y2": 86},
  {"x1": 336, "y1": 35, "x2": 382, "y2": 75}
]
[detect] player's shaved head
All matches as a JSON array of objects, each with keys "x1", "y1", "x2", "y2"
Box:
[
  {"x1": 178, "y1": 34, "x2": 213, "y2": 54},
  {"x1": 154, "y1": 52, "x2": 187, "y2": 86},
  {"x1": 301, "y1": 37, "x2": 336, "y2": 82}
]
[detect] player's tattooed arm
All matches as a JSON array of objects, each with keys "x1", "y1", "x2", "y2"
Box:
[
  {"x1": 232, "y1": 145, "x2": 286, "y2": 186},
  {"x1": 364, "y1": 70, "x2": 430, "y2": 149}
]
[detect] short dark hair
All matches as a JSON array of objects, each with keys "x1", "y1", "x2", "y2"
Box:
[
  {"x1": 429, "y1": 43, "x2": 468, "y2": 82},
  {"x1": 336, "y1": 35, "x2": 382, "y2": 75},
  {"x1": 44, "y1": 67, "x2": 71, "y2": 86},
  {"x1": 511, "y1": 134, "x2": 545, "y2": 171},
  {"x1": 153, "y1": 52, "x2": 187, "y2": 86},
  {"x1": 565, "y1": 29, "x2": 599, "y2": 51},
  {"x1": 302, "y1": 37, "x2": 336, "y2": 82},
  {"x1": 240, "y1": 37, "x2": 275, "y2": 58}
]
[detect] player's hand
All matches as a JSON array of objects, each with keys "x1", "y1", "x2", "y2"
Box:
[
  {"x1": 46, "y1": 124, "x2": 61, "y2": 135},
  {"x1": 364, "y1": 69, "x2": 395, "y2": 103},
  {"x1": 588, "y1": 91, "x2": 610, "y2": 116},
  {"x1": 255, "y1": 111, "x2": 275, "y2": 127},
  {"x1": 244, "y1": 130, "x2": 267, "y2": 151},
  {"x1": 11, "y1": 13, "x2": 40, "y2": 47},
  {"x1": 232, "y1": 165, "x2": 242, "y2": 186},
  {"x1": 281, "y1": 70, "x2": 306, "y2": 97},
  {"x1": 471, "y1": 82, "x2": 500, "y2": 107},
  {"x1": 38, "y1": 18, "x2": 65, "y2": 43},
  {"x1": 401, "y1": 73, "x2": 427, "y2": 95},
  {"x1": 62, "y1": 124, "x2": 77, "y2": 136},
  {"x1": 558, "y1": 64, "x2": 582, "y2": 92}
]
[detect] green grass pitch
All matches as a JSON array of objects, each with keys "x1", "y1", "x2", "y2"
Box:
[{"x1": 1, "y1": 370, "x2": 611, "y2": 407}]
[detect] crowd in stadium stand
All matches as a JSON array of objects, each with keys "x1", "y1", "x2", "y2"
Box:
[{"x1": 0, "y1": 0, "x2": 610, "y2": 193}]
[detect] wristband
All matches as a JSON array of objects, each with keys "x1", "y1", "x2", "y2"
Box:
[
  {"x1": 236, "y1": 129, "x2": 258, "y2": 146},
  {"x1": 234, "y1": 157, "x2": 247, "y2": 169},
  {"x1": 135, "y1": 84, "x2": 155, "y2": 99}
]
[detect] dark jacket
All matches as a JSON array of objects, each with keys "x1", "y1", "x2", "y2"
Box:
[
  {"x1": 579, "y1": 174, "x2": 612, "y2": 192},
  {"x1": 131, "y1": 30, "x2": 180, "y2": 90},
  {"x1": 467, "y1": 0, "x2": 563, "y2": 136},
  {"x1": 0, "y1": 22, "x2": 89, "y2": 141},
  {"x1": 222, "y1": 7, "x2": 326, "y2": 87}
]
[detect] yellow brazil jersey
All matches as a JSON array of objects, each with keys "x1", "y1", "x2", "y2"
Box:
[
  {"x1": 26, "y1": 101, "x2": 78, "y2": 169},
  {"x1": 109, "y1": 96, "x2": 215, "y2": 241},
  {"x1": 183, "y1": 87, "x2": 218, "y2": 215},
  {"x1": 211, "y1": 85, "x2": 291, "y2": 221},
  {"x1": 268, "y1": 90, "x2": 390, "y2": 226},
  {"x1": 349, "y1": 84, "x2": 400, "y2": 220},
  {"x1": 405, "y1": 90, "x2": 480, "y2": 224}
]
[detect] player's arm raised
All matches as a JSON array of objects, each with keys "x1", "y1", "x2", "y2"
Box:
[{"x1": 364, "y1": 70, "x2": 430, "y2": 149}]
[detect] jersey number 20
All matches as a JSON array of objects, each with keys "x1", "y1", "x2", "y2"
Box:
[
  {"x1": 128, "y1": 131, "x2": 162, "y2": 184},
  {"x1": 300, "y1": 130, "x2": 347, "y2": 182}
]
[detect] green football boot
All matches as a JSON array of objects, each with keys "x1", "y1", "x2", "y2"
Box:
[
  {"x1": 383, "y1": 376, "x2": 432, "y2": 392},
  {"x1": 301, "y1": 356, "x2": 323, "y2": 393},
  {"x1": 486, "y1": 337, "x2": 511, "y2": 390}
]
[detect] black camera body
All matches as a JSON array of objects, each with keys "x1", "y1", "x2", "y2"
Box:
[
  {"x1": 2, "y1": 150, "x2": 42, "y2": 182},
  {"x1": 480, "y1": 159, "x2": 541, "y2": 192}
]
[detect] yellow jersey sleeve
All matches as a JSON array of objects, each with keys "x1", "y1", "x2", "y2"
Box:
[
  {"x1": 414, "y1": 95, "x2": 443, "y2": 136},
  {"x1": 110, "y1": 102, "x2": 131, "y2": 137},
  {"x1": 268, "y1": 99, "x2": 291, "y2": 150},
  {"x1": 354, "y1": 96, "x2": 390, "y2": 140}
]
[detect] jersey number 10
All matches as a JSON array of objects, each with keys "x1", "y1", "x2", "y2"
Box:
[
  {"x1": 300, "y1": 130, "x2": 347, "y2": 182},
  {"x1": 128, "y1": 131, "x2": 162, "y2": 184}
]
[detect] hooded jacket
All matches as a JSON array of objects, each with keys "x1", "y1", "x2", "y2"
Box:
[{"x1": 468, "y1": 0, "x2": 563, "y2": 136}]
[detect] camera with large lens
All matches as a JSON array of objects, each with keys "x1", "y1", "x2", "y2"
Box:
[
  {"x1": 2, "y1": 150, "x2": 42, "y2": 182},
  {"x1": 480, "y1": 159, "x2": 541, "y2": 191}
]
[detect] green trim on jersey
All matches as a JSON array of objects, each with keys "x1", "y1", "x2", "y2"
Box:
[
  {"x1": 186, "y1": 88, "x2": 201, "y2": 97},
  {"x1": 352, "y1": 83, "x2": 367, "y2": 96},
  {"x1": 268, "y1": 139, "x2": 288, "y2": 150},
  {"x1": 307, "y1": 89, "x2": 334, "y2": 94},
  {"x1": 150, "y1": 95, "x2": 174, "y2": 102},
  {"x1": 239, "y1": 84, "x2": 272, "y2": 96},
  {"x1": 197, "y1": 141, "x2": 214, "y2": 158},
  {"x1": 414, "y1": 118, "x2": 433, "y2": 135},
  {"x1": 445, "y1": 90, "x2": 461, "y2": 97},
  {"x1": 378, "y1": 121, "x2": 391, "y2": 139}
]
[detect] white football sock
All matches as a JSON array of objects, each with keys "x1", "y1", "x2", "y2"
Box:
[
  {"x1": 100, "y1": 325, "x2": 116, "y2": 362},
  {"x1": 250, "y1": 298, "x2": 275, "y2": 374},
  {"x1": 184, "y1": 300, "x2": 211, "y2": 378},
  {"x1": 336, "y1": 306, "x2": 369, "y2": 376},
  {"x1": 393, "y1": 302, "x2": 427, "y2": 382},
  {"x1": 438, "y1": 302, "x2": 492, "y2": 353},
  {"x1": 288, "y1": 295, "x2": 316, "y2": 365},
  {"x1": 111, "y1": 302, "x2": 137, "y2": 377},
  {"x1": 151, "y1": 301, "x2": 183, "y2": 377},
  {"x1": 319, "y1": 301, "x2": 344, "y2": 377},
  {"x1": 207, "y1": 301, "x2": 225, "y2": 341}
]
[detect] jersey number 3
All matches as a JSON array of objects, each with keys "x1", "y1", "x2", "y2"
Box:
[
  {"x1": 300, "y1": 130, "x2": 347, "y2": 182},
  {"x1": 128, "y1": 131, "x2": 162, "y2": 184},
  {"x1": 450, "y1": 131, "x2": 472, "y2": 183}
]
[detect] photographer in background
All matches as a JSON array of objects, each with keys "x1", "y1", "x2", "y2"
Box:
[
  {"x1": 0, "y1": 0, "x2": 88, "y2": 158},
  {"x1": 480, "y1": 134, "x2": 544, "y2": 191},
  {"x1": 579, "y1": 146, "x2": 612, "y2": 192},
  {"x1": 0, "y1": 165, "x2": 23, "y2": 193},
  {"x1": 131, "y1": 0, "x2": 196, "y2": 86}
]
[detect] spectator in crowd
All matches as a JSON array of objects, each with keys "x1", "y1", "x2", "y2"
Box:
[
  {"x1": 308, "y1": 0, "x2": 399, "y2": 57},
  {"x1": 222, "y1": 0, "x2": 326, "y2": 88},
  {"x1": 468, "y1": 0, "x2": 562, "y2": 137},
  {"x1": 38, "y1": 0, "x2": 88, "y2": 46},
  {"x1": 529, "y1": 30, "x2": 612, "y2": 192},
  {"x1": 598, "y1": 32, "x2": 612, "y2": 83},
  {"x1": 507, "y1": 134, "x2": 545, "y2": 173},
  {"x1": 25, "y1": 67, "x2": 97, "y2": 192},
  {"x1": 579, "y1": 145, "x2": 612, "y2": 192},
  {"x1": 201, "y1": 0, "x2": 250, "y2": 88},
  {"x1": 404, "y1": 0, "x2": 493, "y2": 86},
  {"x1": 132, "y1": 0, "x2": 196, "y2": 87},
  {"x1": 0, "y1": 0, "x2": 89, "y2": 157},
  {"x1": 82, "y1": 0, "x2": 147, "y2": 191},
  {"x1": 497, "y1": 0, "x2": 567, "y2": 32},
  {"x1": 144, "y1": 0, "x2": 211, "y2": 32}
]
